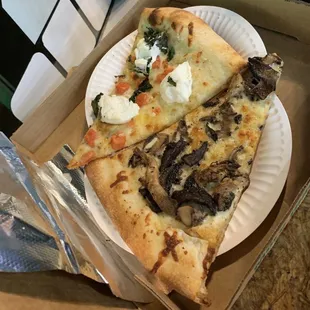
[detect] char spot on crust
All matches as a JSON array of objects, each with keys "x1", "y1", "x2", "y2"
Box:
[
  {"x1": 110, "y1": 171, "x2": 128, "y2": 188},
  {"x1": 148, "y1": 8, "x2": 160, "y2": 26},
  {"x1": 171, "y1": 22, "x2": 176, "y2": 30},
  {"x1": 143, "y1": 233, "x2": 146, "y2": 239},
  {"x1": 151, "y1": 231, "x2": 182, "y2": 274},
  {"x1": 145, "y1": 213, "x2": 151, "y2": 226},
  {"x1": 117, "y1": 153, "x2": 123, "y2": 161},
  {"x1": 202, "y1": 248, "x2": 215, "y2": 278},
  {"x1": 188, "y1": 22, "x2": 194, "y2": 46},
  {"x1": 122, "y1": 190, "x2": 129, "y2": 194}
]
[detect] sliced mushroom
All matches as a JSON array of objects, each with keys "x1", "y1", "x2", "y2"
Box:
[
  {"x1": 234, "y1": 114, "x2": 242, "y2": 124},
  {"x1": 160, "y1": 138, "x2": 187, "y2": 172},
  {"x1": 145, "y1": 155, "x2": 177, "y2": 216},
  {"x1": 159, "y1": 163, "x2": 183, "y2": 193},
  {"x1": 229, "y1": 145, "x2": 244, "y2": 163},
  {"x1": 172, "y1": 173, "x2": 217, "y2": 216},
  {"x1": 173, "y1": 119, "x2": 191, "y2": 142},
  {"x1": 242, "y1": 54, "x2": 283, "y2": 100},
  {"x1": 196, "y1": 159, "x2": 240, "y2": 187},
  {"x1": 177, "y1": 202, "x2": 211, "y2": 227},
  {"x1": 139, "y1": 187, "x2": 162, "y2": 213},
  {"x1": 205, "y1": 123, "x2": 218, "y2": 142},
  {"x1": 213, "y1": 175, "x2": 250, "y2": 211},
  {"x1": 220, "y1": 102, "x2": 237, "y2": 117},
  {"x1": 199, "y1": 115, "x2": 217, "y2": 123},
  {"x1": 203, "y1": 97, "x2": 219, "y2": 108},
  {"x1": 128, "y1": 147, "x2": 148, "y2": 168},
  {"x1": 177, "y1": 205, "x2": 192, "y2": 226},
  {"x1": 144, "y1": 133, "x2": 169, "y2": 156},
  {"x1": 182, "y1": 142, "x2": 208, "y2": 166}
]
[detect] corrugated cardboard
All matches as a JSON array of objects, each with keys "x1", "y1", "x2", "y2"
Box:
[{"x1": 10, "y1": 0, "x2": 310, "y2": 309}]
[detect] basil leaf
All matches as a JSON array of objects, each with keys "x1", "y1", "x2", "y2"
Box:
[
  {"x1": 167, "y1": 76, "x2": 176, "y2": 87},
  {"x1": 129, "y1": 79, "x2": 153, "y2": 102},
  {"x1": 167, "y1": 46, "x2": 175, "y2": 62},
  {"x1": 144, "y1": 27, "x2": 168, "y2": 54},
  {"x1": 91, "y1": 92, "x2": 103, "y2": 118},
  {"x1": 146, "y1": 57, "x2": 152, "y2": 74}
]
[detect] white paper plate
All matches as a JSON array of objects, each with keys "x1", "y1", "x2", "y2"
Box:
[{"x1": 84, "y1": 6, "x2": 291, "y2": 256}]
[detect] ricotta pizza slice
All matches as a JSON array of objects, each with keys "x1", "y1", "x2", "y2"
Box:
[
  {"x1": 68, "y1": 7, "x2": 245, "y2": 169},
  {"x1": 85, "y1": 54, "x2": 283, "y2": 304}
]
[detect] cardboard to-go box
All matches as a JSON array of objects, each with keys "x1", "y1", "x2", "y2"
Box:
[{"x1": 10, "y1": 0, "x2": 310, "y2": 309}]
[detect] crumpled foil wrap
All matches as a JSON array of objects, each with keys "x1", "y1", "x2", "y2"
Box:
[{"x1": 0, "y1": 132, "x2": 168, "y2": 304}]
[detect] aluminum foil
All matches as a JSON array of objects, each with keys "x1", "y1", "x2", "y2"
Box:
[{"x1": 0, "y1": 132, "x2": 162, "y2": 303}]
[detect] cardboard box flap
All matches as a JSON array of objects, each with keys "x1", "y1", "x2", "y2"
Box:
[{"x1": 173, "y1": 0, "x2": 310, "y2": 44}]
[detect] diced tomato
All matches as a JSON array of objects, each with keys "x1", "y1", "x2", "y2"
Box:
[
  {"x1": 84, "y1": 128, "x2": 97, "y2": 147},
  {"x1": 152, "y1": 56, "x2": 161, "y2": 69},
  {"x1": 111, "y1": 132, "x2": 126, "y2": 150},
  {"x1": 80, "y1": 150, "x2": 96, "y2": 166},
  {"x1": 155, "y1": 67, "x2": 174, "y2": 83},
  {"x1": 115, "y1": 82, "x2": 130, "y2": 95},
  {"x1": 153, "y1": 107, "x2": 161, "y2": 115},
  {"x1": 136, "y1": 92, "x2": 149, "y2": 107}
]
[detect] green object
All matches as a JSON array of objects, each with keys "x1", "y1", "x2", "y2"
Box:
[{"x1": 0, "y1": 75, "x2": 15, "y2": 110}]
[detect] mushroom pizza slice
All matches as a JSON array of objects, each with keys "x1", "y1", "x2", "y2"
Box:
[{"x1": 86, "y1": 54, "x2": 283, "y2": 305}]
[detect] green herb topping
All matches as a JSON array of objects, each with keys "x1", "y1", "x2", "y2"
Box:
[
  {"x1": 129, "y1": 79, "x2": 153, "y2": 102},
  {"x1": 167, "y1": 76, "x2": 176, "y2": 87},
  {"x1": 144, "y1": 27, "x2": 168, "y2": 54},
  {"x1": 91, "y1": 92, "x2": 103, "y2": 118},
  {"x1": 167, "y1": 46, "x2": 175, "y2": 62}
]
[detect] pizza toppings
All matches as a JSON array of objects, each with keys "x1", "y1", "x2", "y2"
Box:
[
  {"x1": 139, "y1": 187, "x2": 162, "y2": 213},
  {"x1": 129, "y1": 78, "x2": 153, "y2": 103},
  {"x1": 136, "y1": 92, "x2": 149, "y2": 107},
  {"x1": 242, "y1": 54, "x2": 283, "y2": 100},
  {"x1": 91, "y1": 92, "x2": 103, "y2": 118},
  {"x1": 155, "y1": 66, "x2": 174, "y2": 83},
  {"x1": 214, "y1": 176, "x2": 249, "y2": 211},
  {"x1": 134, "y1": 37, "x2": 161, "y2": 74},
  {"x1": 152, "y1": 55, "x2": 161, "y2": 69},
  {"x1": 181, "y1": 142, "x2": 208, "y2": 166},
  {"x1": 234, "y1": 114, "x2": 242, "y2": 124},
  {"x1": 110, "y1": 132, "x2": 126, "y2": 150},
  {"x1": 128, "y1": 147, "x2": 148, "y2": 168},
  {"x1": 143, "y1": 133, "x2": 169, "y2": 155},
  {"x1": 115, "y1": 81, "x2": 130, "y2": 95},
  {"x1": 145, "y1": 155, "x2": 177, "y2": 216},
  {"x1": 98, "y1": 95, "x2": 139, "y2": 124},
  {"x1": 160, "y1": 61, "x2": 192, "y2": 104},
  {"x1": 177, "y1": 202, "x2": 212, "y2": 227},
  {"x1": 159, "y1": 163, "x2": 183, "y2": 193},
  {"x1": 201, "y1": 102, "x2": 238, "y2": 141},
  {"x1": 160, "y1": 138, "x2": 187, "y2": 172},
  {"x1": 84, "y1": 128, "x2": 97, "y2": 147},
  {"x1": 203, "y1": 97, "x2": 220, "y2": 108},
  {"x1": 172, "y1": 175, "x2": 217, "y2": 226},
  {"x1": 167, "y1": 46, "x2": 175, "y2": 61}
]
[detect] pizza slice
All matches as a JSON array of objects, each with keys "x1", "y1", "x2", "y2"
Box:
[
  {"x1": 85, "y1": 54, "x2": 283, "y2": 304},
  {"x1": 68, "y1": 7, "x2": 246, "y2": 169}
]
